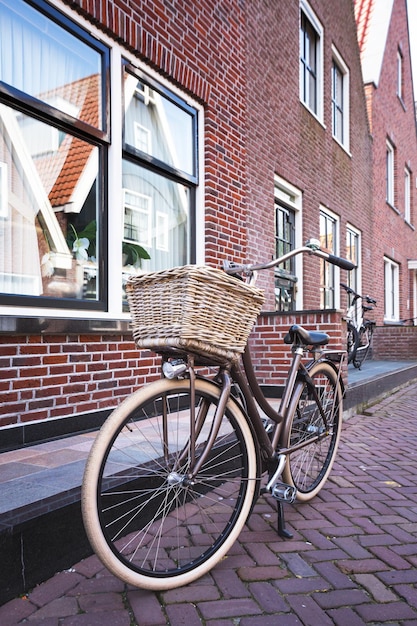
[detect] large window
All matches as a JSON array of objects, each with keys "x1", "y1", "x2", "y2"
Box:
[
  {"x1": 122, "y1": 68, "x2": 197, "y2": 308},
  {"x1": 0, "y1": 0, "x2": 107, "y2": 308},
  {"x1": 320, "y1": 208, "x2": 339, "y2": 309},
  {"x1": 384, "y1": 257, "x2": 399, "y2": 321},
  {"x1": 0, "y1": 0, "x2": 199, "y2": 315},
  {"x1": 300, "y1": 0, "x2": 323, "y2": 121},
  {"x1": 331, "y1": 47, "x2": 350, "y2": 151}
]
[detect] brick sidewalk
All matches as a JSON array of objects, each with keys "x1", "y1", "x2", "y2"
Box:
[{"x1": 2, "y1": 382, "x2": 417, "y2": 625}]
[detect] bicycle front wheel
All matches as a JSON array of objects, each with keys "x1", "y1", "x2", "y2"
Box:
[
  {"x1": 347, "y1": 321, "x2": 359, "y2": 364},
  {"x1": 282, "y1": 361, "x2": 343, "y2": 502},
  {"x1": 353, "y1": 321, "x2": 375, "y2": 369},
  {"x1": 82, "y1": 377, "x2": 258, "y2": 591}
]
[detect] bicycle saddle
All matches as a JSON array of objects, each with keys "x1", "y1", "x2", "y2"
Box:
[{"x1": 284, "y1": 324, "x2": 330, "y2": 347}]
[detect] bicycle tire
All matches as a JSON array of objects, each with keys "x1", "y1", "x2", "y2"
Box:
[
  {"x1": 347, "y1": 321, "x2": 359, "y2": 364},
  {"x1": 82, "y1": 377, "x2": 258, "y2": 591},
  {"x1": 281, "y1": 360, "x2": 343, "y2": 502}
]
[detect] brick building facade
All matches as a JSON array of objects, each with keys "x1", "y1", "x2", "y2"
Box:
[
  {"x1": 0, "y1": 0, "x2": 414, "y2": 445},
  {"x1": 355, "y1": 0, "x2": 417, "y2": 358}
]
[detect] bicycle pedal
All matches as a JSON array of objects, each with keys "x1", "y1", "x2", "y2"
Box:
[{"x1": 271, "y1": 482, "x2": 297, "y2": 504}]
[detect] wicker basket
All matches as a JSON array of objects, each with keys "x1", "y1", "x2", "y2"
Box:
[{"x1": 126, "y1": 265, "x2": 265, "y2": 363}]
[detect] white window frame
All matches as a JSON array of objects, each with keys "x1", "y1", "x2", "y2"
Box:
[
  {"x1": 274, "y1": 175, "x2": 303, "y2": 308},
  {"x1": 384, "y1": 256, "x2": 400, "y2": 321},
  {"x1": 319, "y1": 206, "x2": 340, "y2": 309},
  {"x1": 331, "y1": 46, "x2": 350, "y2": 152},
  {"x1": 386, "y1": 139, "x2": 395, "y2": 207},
  {"x1": 404, "y1": 166, "x2": 411, "y2": 223},
  {"x1": 299, "y1": 0, "x2": 324, "y2": 123}
]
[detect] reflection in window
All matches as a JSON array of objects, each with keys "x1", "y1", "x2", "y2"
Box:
[
  {"x1": 124, "y1": 73, "x2": 195, "y2": 176},
  {"x1": 0, "y1": 104, "x2": 100, "y2": 299},
  {"x1": 123, "y1": 190, "x2": 152, "y2": 248},
  {"x1": 0, "y1": 0, "x2": 103, "y2": 130},
  {"x1": 0, "y1": 0, "x2": 108, "y2": 307},
  {"x1": 122, "y1": 161, "x2": 189, "y2": 308},
  {"x1": 122, "y1": 162, "x2": 189, "y2": 271},
  {"x1": 122, "y1": 65, "x2": 197, "y2": 308}
]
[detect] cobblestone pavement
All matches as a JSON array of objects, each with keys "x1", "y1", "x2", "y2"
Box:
[{"x1": 2, "y1": 382, "x2": 417, "y2": 625}]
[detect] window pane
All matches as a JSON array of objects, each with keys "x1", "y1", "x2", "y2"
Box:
[
  {"x1": 405, "y1": 168, "x2": 411, "y2": 222},
  {"x1": 0, "y1": 105, "x2": 100, "y2": 300},
  {"x1": 124, "y1": 74, "x2": 195, "y2": 176},
  {"x1": 386, "y1": 142, "x2": 394, "y2": 205},
  {"x1": 300, "y1": 13, "x2": 317, "y2": 113},
  {"x1": 332, "y1": 63, "x2": 344, "y2": 142},
  {"x1": 274, "y1": 203, "x2": 296, "y2": 311},
  {"x1": 320, "y1": 212, "x2": 336, "y2": 309},
  {"x1": 0, "y1": 0, "x2": 104, "y2": 129},
  {"x1": 122, "y1": 160, "x2": 190, "y2": 306}
]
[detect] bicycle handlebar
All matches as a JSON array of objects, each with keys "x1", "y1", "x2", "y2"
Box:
[
  {"x1": 340, "y1": 282, "x2": 377, "y2": 306},
  {"x1": 224, "y1": 239, "x2": 356, "y2": 276}
]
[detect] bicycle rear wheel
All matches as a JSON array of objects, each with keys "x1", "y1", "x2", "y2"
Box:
[
  {"x1": 282, "y1": 360, "x2": 343, "y2": 502},
  {"x1": 82, "y1": 377, "x2": 258, "y2": 590}
]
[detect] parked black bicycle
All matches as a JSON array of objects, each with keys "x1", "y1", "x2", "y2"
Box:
[{"x1": 341, "y1": 282, "x2": 377, "y2": 369}]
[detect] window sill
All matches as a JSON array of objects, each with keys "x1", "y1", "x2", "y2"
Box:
[{"x1": 0, "y1": 316, "x2": 132, "y2": 336}]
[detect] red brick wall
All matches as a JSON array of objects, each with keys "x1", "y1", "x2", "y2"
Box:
[
  {"x1": 373, "y1": 325, "x2": 417, "y2": 360},
  {"x1": 0, "y1": 311, "x2": 347, "y2": 428},
  {"x1": 0, "y1": 333, "x2": 162, "y2": 428},
  {"x1": 250, "y1": 311, "x2": 347, "y2": 387}
]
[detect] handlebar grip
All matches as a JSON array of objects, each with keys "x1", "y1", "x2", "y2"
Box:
[{"x1": 326, "y1": 253, "x2": 356, "y2": 271}]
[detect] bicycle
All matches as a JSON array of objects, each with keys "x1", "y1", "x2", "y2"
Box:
[
  {"x1": 82, "y1": 239, "x2": 354, "y2": 591},
  {"x1": 341, "y1": 282, "x2": 377, "y2": 369}
]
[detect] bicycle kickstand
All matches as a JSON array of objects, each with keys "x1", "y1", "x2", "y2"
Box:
[
  {"x1": 264, "y1": 455, "x2": 296, "y2": 539},
  {"x1": 276, "y1": 500, "x2": 293, "y2": 539}
]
